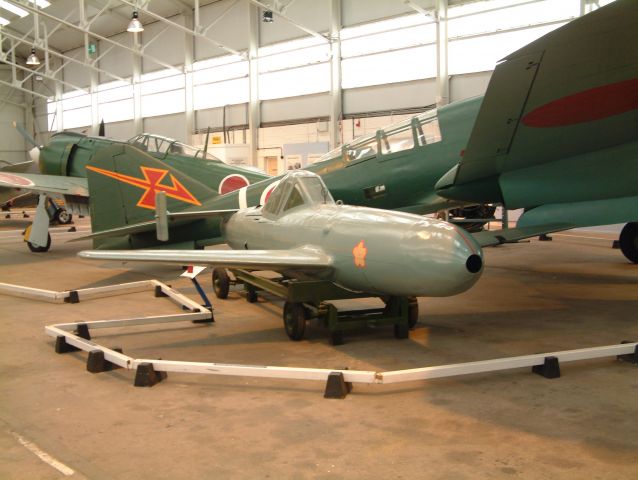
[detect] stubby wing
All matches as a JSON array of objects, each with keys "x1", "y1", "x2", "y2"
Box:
[
  {"x1": 78, "y1": 247, "x2": 334, "y2": 272},
  {"x1": 0, "y1": 172, "x2": 89, "y2": 196}
]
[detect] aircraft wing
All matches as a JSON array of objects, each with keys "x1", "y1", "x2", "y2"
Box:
[
  {"x1": 0, "y1": 172, "x2": 89, "y2": 197},
  {"x1": 78, "y1": 247, "x2": 334, "y2": 272},
  {"x1": 472, "y1": 223, "x2": 573, "y2": 247},
  {"x1": 436, "y1": 1, "x2": 638, "y2": 205}
]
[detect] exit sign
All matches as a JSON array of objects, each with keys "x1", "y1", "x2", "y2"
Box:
[{"x1": 88, "y1": 43, "x2": 97, "y2": 55}]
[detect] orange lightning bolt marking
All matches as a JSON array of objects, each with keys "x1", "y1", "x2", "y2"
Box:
[
  {"x1": 86, "y1": 165, "x2": 201, "y2": 210},
  {"x1": 352, "y1": 240, "x2": 368, "y2": 268}
]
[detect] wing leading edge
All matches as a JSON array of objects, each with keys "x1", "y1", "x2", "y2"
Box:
[{"x1": 78, "y1": 247, "x2": 334, "y2": 272}]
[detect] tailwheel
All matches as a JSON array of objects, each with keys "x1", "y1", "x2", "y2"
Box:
[
  {"x1": 27, "y1": 233, "x2": 51, "y2": 253},
  {"x1": 407, "y1": 296, "x2": 419, "y2": 329},
  {"x1": 619, "y1": 222, "x2": 638, "y2": 264},
  {"x1": 212, "y1": 268, "x2": 230, "y2": 299},
  {"x1": 54, "y1": 208, "x2": 73, "y2": 225},
  {"x1": 283, "y1": 302, "x2": 307, "y2": 341}
]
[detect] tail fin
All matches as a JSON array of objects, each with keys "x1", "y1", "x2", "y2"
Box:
[{"x1": 86, "y1": 144, "x2": 217, "y2": 235}]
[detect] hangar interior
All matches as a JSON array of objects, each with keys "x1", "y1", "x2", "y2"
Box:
[
  {"x1": 1, "y1": 0, "x2": 613, "y2": 172},
  {"x1": 1, "y1": 1, "x2": 638, "y2": 479}
]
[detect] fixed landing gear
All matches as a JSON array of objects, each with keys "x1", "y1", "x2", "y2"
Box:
[
  {"x1": 27, "y1": 232, "x2": 51, "y2": 252},
  {"x1": 54, "y1": 208, "x2": 73, "y2": 225},
  {"x1": 619, "y1": 222, "x2": 638, "y2": 264}
]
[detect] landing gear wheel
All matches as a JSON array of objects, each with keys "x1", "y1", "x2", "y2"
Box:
[
  {"x1": 619, "y1": 222, "x2": 638, "y2": 264},
  {"x1": 394, "y1": 323, "x2": 409, "y2": 339},
  {"x1": 329, "y1": 331, "x2": 344, "y2": 346},
  {"x1": 54, "y1": 209, "x2": 73, "y2": 225},
  {"x1": 283, "y1": 302, "x2": 307, "y2": 341},
  {"x1": 212, "y1": 268, "x2": 230, "y2": 299},
  {"x1": 27, "y1": 233, "x2": 51, "y2": 253},
  {"x1": 246, "y1": 287, "x2": 258, "y2": 303},
  {"x1": 407, "y1": 297, "x2": 419, "y2": 329}
]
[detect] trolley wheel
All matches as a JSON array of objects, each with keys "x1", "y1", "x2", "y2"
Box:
[
  {"x1": 283, "y1": 302, "x2": 307, "y2": 341},
  {"x1": 329, "y1": 331, "x2": 344, "y2": 346},
  {"x1": 619, "y1": 222, "x2": 638, "y2": 263},
  {"x1": 54, "y1": 208, "x2": 73, "y2": 225},
  {"x1": 407, "y1": 297, "x2": 419, "y2": 329},
  {"x1": 394, "y1": 323, "x2": 409, "y2": 339},
  {"x1": 212, "y1": 268, "x2": 230, "y2": 299},
  {"x1": 246, "y1": 287, "x2": 258, "y2": 303},
  {"x1": 27, "y1": 233, "x2": 51, "y2": 253}
]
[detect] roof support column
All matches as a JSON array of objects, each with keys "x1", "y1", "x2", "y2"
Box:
[
  {"x1": 184, "y1": 7, "x2": 195, "y2": 145},
  {"x1": 80, "y1": 0, "x2": 98, "y2": 135},
  {"x1": 132, "y1": 30, "x2": 143, "y2": 134},
  {"x1": 329, "y1": 0, "x2": 342, "y2": 150},
  {"x1": 248, "y1": 3, "x2": 260, "y2": 167},
  {"x1": 435, "y1": 0, "x2": 449, "y2": 107}
]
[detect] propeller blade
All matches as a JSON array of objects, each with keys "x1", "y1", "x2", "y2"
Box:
[{"x1": 12, "y1": 121, "x2": 39, "y2": 148}]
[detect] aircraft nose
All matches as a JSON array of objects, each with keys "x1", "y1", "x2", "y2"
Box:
[
  {"x1": 28, "y1": 146, "x2": 40, "y2": 167},
  {"x1": 403, "y1": 220, "x2": 483, "y2": 297}
]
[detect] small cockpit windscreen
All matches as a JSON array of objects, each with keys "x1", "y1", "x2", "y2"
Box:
[{"x1": 298, "y1": 176, "x2": 334, "y2": 205}]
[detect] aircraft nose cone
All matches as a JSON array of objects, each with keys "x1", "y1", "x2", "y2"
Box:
[
  {"x1": 402, "y1": 220, "x2": 483, "y2": 297},
  {"x1": 28, "y1": 146, "x2": 40, "y2": 167}
]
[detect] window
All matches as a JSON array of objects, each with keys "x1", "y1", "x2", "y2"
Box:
[
  {"x1": 415, "y1": 111, "x2": 442, "y2": 146},
  {"x1": 61, "y1": 90, "x2": 91, "y2": 129},
  {"x1": 347, "y1": 136, "x2": 378, "y2": 162},
  {"x1": 259, "y1": 63, "x2": 330, "y2": 100},
  {"x1": 282, "y1": 185, "x2": 304, "y2": 212},
  {"x1": 193, "y1": 54, "x2": 249, "y2": 109},
  {"x1": 97, "y1": 80, "x2": 134, "y2": 123},
  {"x1": 263, "y1": 182, "x2": 289, "y2": 216},
  {"x1": 258, "y1": 37, "x2": 331, "y2": 100},
  {"x1": 140, "y1": 68, "x2": 185, "y2": 118},
  {"x1": 448, "y1": 23, "x2": 565, "y2": 75},
  {"x1": 380, "y1": 120, "x2": 414, "y2": 155},
  {"x1": 341, "y1": 13, "x2": 437, "y2": 89},
  {"x1": 447, "y1": 0, "x2": 578, "y2": 75}
]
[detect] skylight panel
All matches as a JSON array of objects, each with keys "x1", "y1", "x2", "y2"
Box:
[{"x1": 0, "y1": 1, "x2": 28, "y2": 17}]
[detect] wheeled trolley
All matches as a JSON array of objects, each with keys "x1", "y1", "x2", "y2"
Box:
[{"x1": 212, "y1": 268, "x2": 418, "y2": 344}]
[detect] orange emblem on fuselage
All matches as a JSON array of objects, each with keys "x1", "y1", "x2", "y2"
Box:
[
  {"x1": 352, "y1": 240, "x2": 368, "y2": 268},
  {"x1": 86, "y1": 165, "x2": 201, "y2": 210}
]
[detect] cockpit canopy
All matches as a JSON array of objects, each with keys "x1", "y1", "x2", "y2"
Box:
[
  {"x1": 263, "y1": 171, "x2": 334, "y2": 218},
  {"x1": 127, "y1": 133, "x2": 221, "y2": 161}
]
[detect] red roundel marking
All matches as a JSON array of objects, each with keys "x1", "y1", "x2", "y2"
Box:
[
  {"x1": 522, "y1": 78, "x2": 638, "y2": 128},
  {"x1": 218, "y1": 174, "x2": 249, "y2": 195},
  {"x1": 261, "y1": 182, "x2": 280, "y2": 205},
  {"x1": 0, "y1": 172, "x2": 34, "y2": 187}
]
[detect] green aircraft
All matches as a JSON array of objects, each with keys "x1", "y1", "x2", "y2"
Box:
[
  {"x1": 79, "y1": 0, "x2": 638, "y2": 264},
  {"x1": 80, "y1": 170, "x2": 484, "y2": 340},
  {"x1": 436, "y1": 0, "x2": 638, "y2": 264},
  {"x1": 0, "y1": 128, "x2": 270, "y2": 251}
]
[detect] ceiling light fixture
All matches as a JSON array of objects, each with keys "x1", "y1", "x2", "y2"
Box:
[
  {"x1": 26, "y1": 47, "x2": 40, "y2": 66},
  {"x1": 262, "y1": 10, "x2": 273, "y2": 23},
  {"x1": 127, "y1": 10, "x2": 143, "y2": 33}
]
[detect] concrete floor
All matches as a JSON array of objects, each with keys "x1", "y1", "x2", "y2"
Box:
[{"x1": 1, "y1": 215, "x2": 637, "y2": 479}]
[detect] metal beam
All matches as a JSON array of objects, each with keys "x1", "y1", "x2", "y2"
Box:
[
  {"x1": 2, "y1": 56, "x2": 89, "y2": 93},
  {"x1": 117, "y1": 0, "x2": 245, "y2": 58},
  {"x1": 248, "y1": 0, "x2": 330, "y2": 43},
  {"x1": 248, "y1": 3, "x2": 260, "y2": 166},
  {"x1": 328, "y1": 0, "x2": 342, "y2": 150},
  {"x1": 6, "y1": 0, "x2": 183, "y2": 73},
  {"x1": 0, "y1": 77, "x2": 49, "y2": 99},
  {"x1": 435, "y1": 0, "x2": 448, "y2": 106}
]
